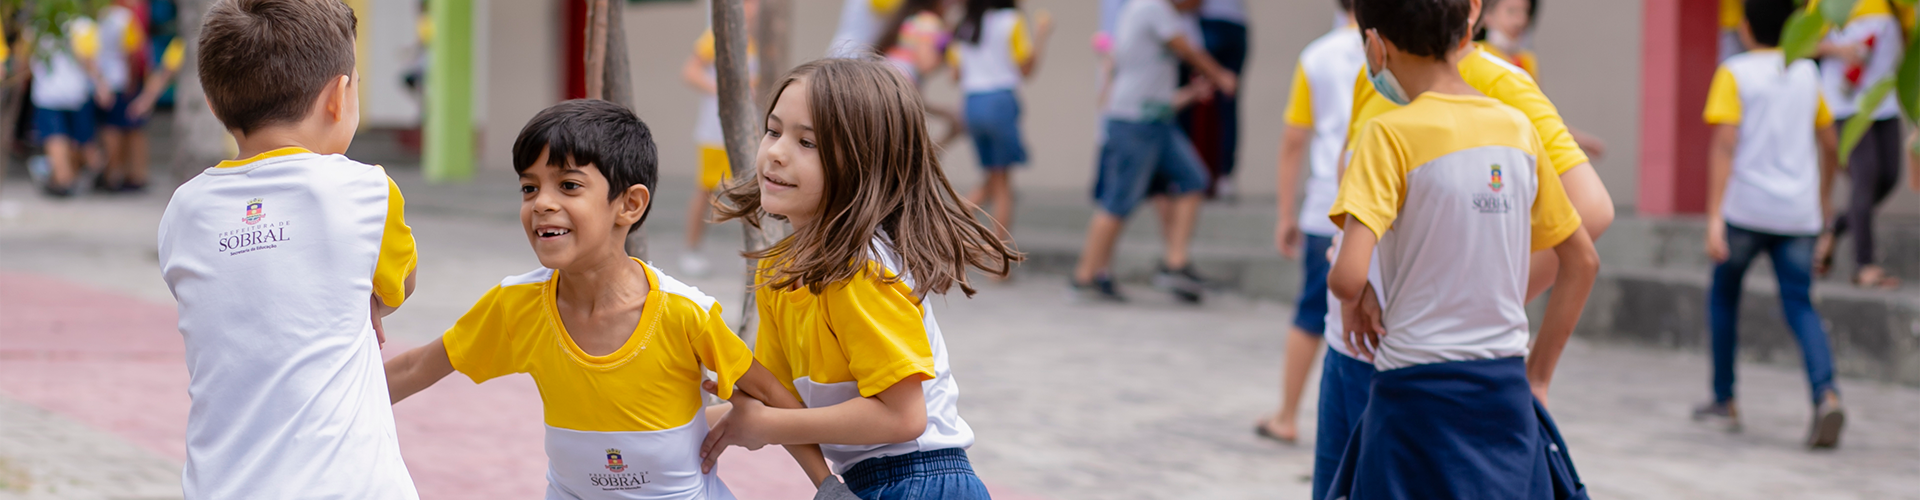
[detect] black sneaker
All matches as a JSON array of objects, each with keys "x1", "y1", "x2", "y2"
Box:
[
  {"x1": 1152, "y1": 263, "x2": 1205, "y2": 303},
  {"x1": 1807, "y1": 390, "x2": 1845, "y2": 449},
  {"x1": 41, "y1": 181, "x2": 74, "y2": 198},
  {"x1": 1691, "y1": 399, "x2": 1742, "y2": 433},
  {"x1": 1070, "y1": 275, "x2": 1127, "y2": 303}
]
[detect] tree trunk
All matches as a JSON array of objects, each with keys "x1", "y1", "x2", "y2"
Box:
[
  {"x1": 586, "y1": 0, "x2": 648, "y2": 261},
  {"x1": 710, "y1": 0, "x2": 769, "y2": 341},
  {"x1": 171, "y1": 0, "x2": 232, "y2": 182}
]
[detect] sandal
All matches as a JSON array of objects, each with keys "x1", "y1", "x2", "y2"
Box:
[
  {"x1": 1254, "y1": 417, "x2": 1298, "y2": 445},
  {"x1": 1854, "y1": 266, "x2": 1901, "y2": 290}
]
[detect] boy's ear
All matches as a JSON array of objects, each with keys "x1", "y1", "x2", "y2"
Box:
[
  {"x1": 325, "y1": 74, "x2": 351, "y2": 122},
  {"x1": 614, "y1": 183, "x2": 652, "y2": 230}
]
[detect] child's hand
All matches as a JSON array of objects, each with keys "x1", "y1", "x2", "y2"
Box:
[
  {"x1": 369, "y1": 296, "x2": 388, "y2": 348},
  {"x1": 1342, "y1": 283, "x2": 1385, "y2": 362},
  {"x1": 1704, "y1": 222, "x2": 1729, "y2": 263},
  {"x1": 1032, "y1": 10, "x2": 1054, "y2": 41},
  {"x1": 1275, "y1": 220, "x2": 1302, "y2": 259},
  {"x1": 700, "y1": 382, "x2": 772, "y2": 473}
]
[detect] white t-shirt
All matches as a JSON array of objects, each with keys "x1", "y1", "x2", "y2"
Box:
[
  {"x1": 30, "y1": 19, "x2": 95, "y2": 110},
  {"x1": 953, "y1": 9, "x2": 1029, "y2": 93},
  {"x1": 1288, "y1": 25, "x2": 1364, "y2": 237},
  {"x1": 1105, "y1": 0, "x2": 1186, "y2": 122},
  {"x1": 1820, "y1": 14, "x2": 1904, "y2": 119},
  {"x1": 827, "y1": 0, "x2": 886, "y2": 57},
  {"x1": 94, "y1": 6, "x2": 135, "y2": 92},
  {"x1": 158, "y1": 148, "x2": 420, "y2": 500},
  {"x1": 1706, "y1": 50, "x2": 1832, "y2": 236}
]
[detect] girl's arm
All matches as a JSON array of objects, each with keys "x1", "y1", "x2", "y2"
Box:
[
  {"x1": 385, "y1": 338, "x2": 456, "y2": 404},
  {"x1": 729, "y1": 362, "x2": 834, "y2": 486},
  {"x1": 682, "y1": 54, "x2": 715, "y2": 94},
  {"x1": 1528, "y1": 226, "x2": 1598, "y2": 407},
  {"x1": 1018, "y1": 10, "x2": 1054, "y2": 77},
  {"x1": 701, "y1": 374, "x2": 928, "y2": 473}
]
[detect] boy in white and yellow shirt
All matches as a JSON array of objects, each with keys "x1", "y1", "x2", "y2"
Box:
[
  {"x1": 383, "y1": 100, "x2": 831, "y2": 499},
  {"x1": 1322, "y1": 0, "x2": 1598, "y2": 497},
  {"x1": 1693, "y1": 0, "x2": 1846, "y2": 449}
]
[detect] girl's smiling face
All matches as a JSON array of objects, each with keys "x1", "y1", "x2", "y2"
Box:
[{"x1": 757, "y1": 79, "x2": 827, "y2": 229}]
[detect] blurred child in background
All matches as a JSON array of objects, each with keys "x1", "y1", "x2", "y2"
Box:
[{"x1": 951, "y1": 0, "x2": 1050, "y2": 244}]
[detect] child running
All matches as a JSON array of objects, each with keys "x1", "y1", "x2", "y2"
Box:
[
  {"x1": 950, "y1": 0, "x2": 1052, "y2": 243},
  {"x1": 677, "y1": 0, "x2": 759, "y2": 277},
  {"x1": 1323, "y1": 0, "x2": 1599, "y2": 497},
  {"x1": 381, "y1": 100, "x2": 831, "y2": 498},
  {"x1": 1257, "y1": 0, "x2": 1361, "y2": 451},
  {"x1": 156, "y1": 1, "x2": 418, "y2": 497},
  {"x1": 700, "y1": 58, "x2": 1022, "y2": 500},
  {"x1": 877, "y1": 0, "x2": 964, "y2": 145},
  {"x1": 1692, "y1": 0, "x2": 1846, "y2": 448}
]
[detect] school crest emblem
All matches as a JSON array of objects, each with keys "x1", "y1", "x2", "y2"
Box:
[
  {"x1": 605, "y1": 448, "x2": 627, "y2": 473},
  {"x1": 243, "y1": 198, "x2": 265, "y2": 225},
  {"x1": 1488, "y1": 164, "x2": 1504, "y2": 192}
]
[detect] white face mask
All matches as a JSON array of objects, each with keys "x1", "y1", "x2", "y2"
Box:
[{"x1": 1365, "y1": 30, "x2": 1413, "y2": 106}]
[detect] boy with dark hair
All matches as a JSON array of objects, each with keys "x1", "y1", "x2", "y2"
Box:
[
  {"x1": 157, "y1": 0, "x2": 420, "y2": 498},
  {"x1": 1693, "y1": 0, "x2": 1846, "y2": 449},
  {"x1": 382, "y1": 99, "x2": 832, "y2": 499},
  {"x1": 1323, "y1": 0, "x2": 1599, "y2": 497}
]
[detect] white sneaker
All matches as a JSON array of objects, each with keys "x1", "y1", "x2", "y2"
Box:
[{"x1": 679, "y1": 251, "x2": 711, "y2": 278}]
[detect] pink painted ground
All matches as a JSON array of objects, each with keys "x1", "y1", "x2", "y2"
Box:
[{"x1": 0, "y1": 272, "x2": 1040, "y2": 499}]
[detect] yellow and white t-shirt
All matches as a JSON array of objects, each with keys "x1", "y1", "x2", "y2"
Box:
[
  {"x1": 443, "y1": 261, "x2": 753, "y2": 500},
  {"x1": 1283, "y1": 24, "x2": 1364, "y2": 237},
  {"x1": 158, "y1": 147, "x2": 419, "y2": 500},
  {"x1": 1330, "y1": 93, "x2": 1582, "y2": 371},
  {"x1": 950, "y1": 8, "x2": 1036, "y2": 94},
  {"x1": 1705, "y1": 49, "x2": 1834, "y2": 237},
  {"x1": 1348, "y1": 48, "x2": 1590, "y2": 176},
  {"x1": 1477, "y1": 42, "x2": 1539, "y2": 81},
  {"x1": 1816, "y1": 0, "x2": 1905, "y2": 119},
  {"x1": 692, "y1": 29, "x2": 758, "y2": 148},
  {"x1": 755, "y1": 234, "x2": 971, "y2": 474}
]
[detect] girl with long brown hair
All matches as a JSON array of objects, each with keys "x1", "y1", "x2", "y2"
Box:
[{"x1": 698, "y1": 58, "x2": 1018, "y2": 499}]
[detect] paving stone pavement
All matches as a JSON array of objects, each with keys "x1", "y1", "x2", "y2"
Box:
[{"x1": 2, "y1": 173, "x2": 1918, "y2": 499}]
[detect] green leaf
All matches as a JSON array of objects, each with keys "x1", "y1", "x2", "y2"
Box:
[
  {"x1": 1779, "y1": 9, "x2": 1830, "y2": 61},
  {"x1": 1839, "y1": 78, "x2": 1895, "y2": 164},
  {"x1": 1900, "y1": 26, "x2": 1920, "y2": 125},
  {"x1": 1819, "y1": 0, "x2": 1860, "y2": 24}
]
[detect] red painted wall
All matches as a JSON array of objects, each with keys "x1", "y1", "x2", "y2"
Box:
[{"x1": 1638, "y1": 0, "x2": 1722, "y2": 215}]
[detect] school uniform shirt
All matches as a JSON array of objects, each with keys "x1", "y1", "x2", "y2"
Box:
[
  {"x1": 949, "y1": 9, "x2": 1035, "y2": 94},
  {"x1": 1283, "y1": 24, "x2": 1364, "y2": 237},
  {"x1": 754, "y1": 234, "x2": 971, "y2": 474},
  {"x1": 692, "y1": 30, "x2": 757, "y2": 148},
  {"x1": 1477, "y1": 42, "x2": 1538, "y2": 81},
  {"x1": 158, "y1": 147, "x2": 419, "y2": 500},
  {"x1": 30, "y1": 18, "x2": 98, "y2": 110},
  {"x1": 1348, "y1": 48, "x2": 1590, "y2": 176},
  {"x1": 1329, "y1": 93, "x2": 1583, "y2": 371},
  {"x1": 1106, "y1": 0, "x2": 1187, "y2": 122},
  {"x1": 441, "y1": 261, "x2": 753, "y2": 500},
  {"x1": 93, "y1": 6, "x2": 136, "y2": 92},
  {"x1": 1705, "y1": 49, "x2": 1835, "y2": 237},
  {"x1": 1818, "y1": 0, "x2": 1905, "y2": 120}
]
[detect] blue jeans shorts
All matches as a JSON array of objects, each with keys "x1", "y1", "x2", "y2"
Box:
[
  {"x1": 964, "y1": 90, "x2": 1028, "y2": 169},
  {"x1": 842, "y1": 448, "x2": 991, "y2": 500},
  {"x1": 99, "y1": 91, "x2": 148, "y2": 129},
  {"x1": 34, "y1": 103, "x2": 97, "y2": 144},
  {"x1": 1292, "y1": 234, "x2": 1334, "y2": 335},
  {"x1": 1092, "y1": 119, "x2": 1208, "y2": 217}
]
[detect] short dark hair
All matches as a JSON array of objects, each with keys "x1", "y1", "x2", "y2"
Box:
[
  {"x1": 1354, "y1": 0, "x2": 1472, "y2": 59},
  {"x1": 198, "y1": 0, "x2": 357, "y2": 134},
  {"x1": 1744, "y1": 0, "x2": 1793, "y2": 48},
  {"x1": 511, "y1": 100, "x2": 659, "y2": 230}
]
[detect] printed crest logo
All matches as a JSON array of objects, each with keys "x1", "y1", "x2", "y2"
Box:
[
  {"x1": 243, "y1": 198, "x2": 265, "y2": 225},
  {"x1": 605, "y1": 448, "x2": 627, "y2": 473},
  {"x1": 1488, "y1": 164, "x2": 1504, "y2": 192}
]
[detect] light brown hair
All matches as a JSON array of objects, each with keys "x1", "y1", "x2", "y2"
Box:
[
  {"x1": 198, "y1": 0, "x2": 358, "y2": 134},
  {"x1": 714, "y1": 58, "x2": 1022, "y2": 297}
]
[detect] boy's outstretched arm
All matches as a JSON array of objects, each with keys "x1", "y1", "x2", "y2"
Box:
[
  {"x1": 728, "y1": 362, "x2": 834, "y2": 486},
  {"x1": 1166, "y1": 34, "x2": 1236, "y2": 96},
  {"x1": 1329, "y1": 217, "x2": 1384, "y2": 360},
  {"x1": 385, "y1": 337, "x2": 455, "y2": 404},
  {"x1": 1704, "y1": 124, "x2": 1738, "y2": 261},
  {"x1": 1528, "y1": 226, "x2": 1599, "y2": 407}
]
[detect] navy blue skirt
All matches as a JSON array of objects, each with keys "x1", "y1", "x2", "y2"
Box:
[{"x1": 1324, "y1": 357, "x2": 1587, "y2": 500}]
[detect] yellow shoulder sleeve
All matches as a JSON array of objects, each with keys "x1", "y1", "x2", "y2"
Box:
[
  {"x1": 694, "y1": 29, "x2": 716, "y2": 63},
  {"x1": 690, "y1": 302, "x2": 754, "y2": 401},
  {"x1": 1815, "y1": 93, "x2": 1834, "y2": 127},
  {"x1": 1346, "y1": 67, "x2": 1395, "y2": 154},
  {"x1": 162, "y1": 38, "x2": 185, "y2": 72},
  {"x1": 1466, "y1": 52, "x2": 1589, "y2": 174},
  {"x1": 72, "y1": 24, "x2": 99, "y2": 60},
  {"x1": 1010, "y1": 14, "x2": 1034, "y2": 65},
  {"x1": 441, "y1": 284, "x2": 533, "y2": 384},
  {"x1": 372, "y1": 175, "x2": 417, "y2": 308},
  {"x1": 821, "y1": 266, "x2": 935, "y2": 398},
  {"x1": 1703, "y1": 66, "x2": 1742, "y2": 124},
  {"x1": 1329, "y1": 119, "x2": 1408, "y2": 238},
  {"x1": 1529, "y1": 136, "x2": 1583, "y2": 251},
  {"x1": 1284, "y1": 62, "x2": 1314, "y2": 127}
]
